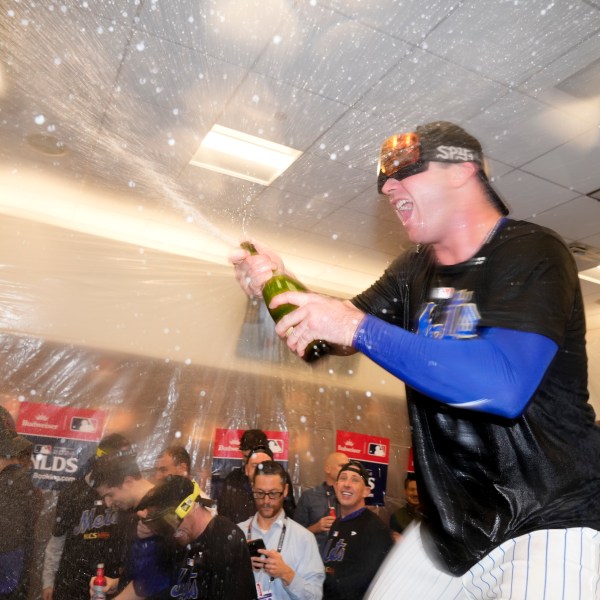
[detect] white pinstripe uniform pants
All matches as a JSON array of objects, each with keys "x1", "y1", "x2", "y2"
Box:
[{"x1": 365, "y1": 523, "x2": 600, "y2": 600}]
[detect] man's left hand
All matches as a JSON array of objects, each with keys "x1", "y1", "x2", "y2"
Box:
[
  {"x1": 258, "y1": 548, "x2": 295, "y2": 586},
  {"x1": 271, "y1": 293, "x2": 365, "y2": 358}
]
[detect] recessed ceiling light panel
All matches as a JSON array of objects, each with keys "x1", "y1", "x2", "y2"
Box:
[{"x1": 190, "y1": 124, "x2": 302, "y2": 186}]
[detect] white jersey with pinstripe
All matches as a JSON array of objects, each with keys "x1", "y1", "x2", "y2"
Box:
[{"x1": 365, "y1": 523, "x2": 600, "y2": 600}]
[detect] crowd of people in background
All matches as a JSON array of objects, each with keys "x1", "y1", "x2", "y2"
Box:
[{"x1": 1, "y1": 422, "x2": 407, "y2": 600}]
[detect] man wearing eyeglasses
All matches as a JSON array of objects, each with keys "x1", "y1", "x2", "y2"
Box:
[
  {"x1": 238, "y1": 460, "x2": 324, "y2": 600},
  {"x1": 231, "y1": 121, "x2": 600, "y2": 599}
]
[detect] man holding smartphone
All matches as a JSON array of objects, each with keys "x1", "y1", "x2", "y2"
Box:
[{"x1": 239, "y1": 461, "x2": 324, "y2": 600}]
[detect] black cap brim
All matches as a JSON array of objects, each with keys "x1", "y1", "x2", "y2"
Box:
[{"x1": 477, "y1": 170, "x2": 509, "y2": 216}]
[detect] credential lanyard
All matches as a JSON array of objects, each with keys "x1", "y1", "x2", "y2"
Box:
[
  {"x1": 248, "y1": 515, "x2": 287, "y2": 583},
  {"x1": 247, "y1": 515, "x2": 287, "y2": 552}
]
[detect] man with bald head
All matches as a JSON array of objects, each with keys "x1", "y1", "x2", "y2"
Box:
[{"x1": 293, "y1": 451, "x2": 349, "y2": 552}]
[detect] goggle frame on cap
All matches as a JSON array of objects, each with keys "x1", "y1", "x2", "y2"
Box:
[
  {"x1": 377, "y1": 132, "x2": 428, "y2": 193},
  {"x1": 141, "y1": 479, "x2": 202, "y2": 537}
]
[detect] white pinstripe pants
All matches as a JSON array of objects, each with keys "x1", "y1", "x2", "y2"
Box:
[{"x1": 366, "y1": 523, "x2": 600, "y2": 600}]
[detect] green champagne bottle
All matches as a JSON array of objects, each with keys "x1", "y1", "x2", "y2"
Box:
[{"x1": 240, "y1": 242, "x2": 330, "y2": 362}]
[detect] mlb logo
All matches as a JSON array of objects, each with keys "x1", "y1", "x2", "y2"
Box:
[
  {"x1": 268, "y1": 439, "x2": 284, "y2": 455},
  {"x1": 35, "y1": 444, "x2": 53, "y2": 455}
]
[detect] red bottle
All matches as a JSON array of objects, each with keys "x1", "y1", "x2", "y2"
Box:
[
  {"x1": 92, "y1": 563, "x2": 107, "y2": 600},
  {"x1": 329, "y1": 506, "x2": 336, "y2": 518}
]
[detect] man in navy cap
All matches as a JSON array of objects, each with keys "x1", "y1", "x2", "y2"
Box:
[{"x1": 322, "y1": 460, "x2": 392, "y2": 600}]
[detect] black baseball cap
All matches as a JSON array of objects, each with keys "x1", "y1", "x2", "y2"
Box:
[
  {"x1": 248, "y1": 444, "x2": 274, "y2": 460},
  {"x1": 337, "y1": 460, "x2": 370, "y2": 486},
  {"x1": 96, "y1": 433, "x2": 131, "y2": 457},
  {"x1": 240, "y1": 429, "x2": 268, "y2": 452},
  {"x1": 377, "y1": 120, "x2": 509, "y2": 216}
]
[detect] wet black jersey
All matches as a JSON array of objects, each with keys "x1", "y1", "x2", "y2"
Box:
[
  {"x1": 352, "y1": 219, "x2": 600, "y2": 575},
  {"x1": 149, "y1": 516, "x2": 256, "y2": 600},
  {"x1": 52, "y1": 478, "x2": 129, "y2": 599}
]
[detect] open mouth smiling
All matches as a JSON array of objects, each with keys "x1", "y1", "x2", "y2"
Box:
[{"x1": 391, "y1": 199, "x2": 413, "y2": 224}]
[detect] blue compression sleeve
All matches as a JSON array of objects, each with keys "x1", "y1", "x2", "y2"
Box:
[{"x1": 353, "y1": 316, "x2": 558, "y2": 419}]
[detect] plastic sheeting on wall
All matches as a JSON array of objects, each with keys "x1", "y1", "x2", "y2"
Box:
[{"x1": 0, "y1": 212, "x2": 411, "y2": 597}]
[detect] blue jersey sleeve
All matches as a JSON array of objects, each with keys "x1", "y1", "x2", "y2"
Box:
[
  {"x1": 353, "y1": 315, "x2": 557, "y2": 419},
  {"x1": 129, "y1": 537, "x2": 174, "y2": 597}
]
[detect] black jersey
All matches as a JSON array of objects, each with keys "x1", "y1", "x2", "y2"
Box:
[
  {"x1": 216, "y1": 468, "x2": 256, "y2": 525},
  {"x1": 51, "y1": 477, "x2": 129, "y2": 599},
  {"x1": 322, "y1": 508, "x2": 393, "y2": 600},
  {"x1": 0, "y1": 464, "x2": 42, "y2": 600},
  {"x1": 352, "y1": 219, "x2": 600, "y2": 575},
  {"x1": 150, "y1": 515, "x2": 256, "y2": 600}
]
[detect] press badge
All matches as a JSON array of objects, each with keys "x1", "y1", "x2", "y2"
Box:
[{"x1": 256, "y1": 582, "x2": 273, "y2": 600}]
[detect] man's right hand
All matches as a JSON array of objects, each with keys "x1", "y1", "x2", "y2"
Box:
[
  {"x1": 42, "y1": 587, "x2": 53, "y2": 600},
  {"x1": 314, "y1": 515, "x2": 336, "y2": 533},
  {"x1": 89, "y1": 575, "x2": 119, "y2": 598},
  {"x1": 229, "y1": 240, "x2": 286, "y2": 298}
]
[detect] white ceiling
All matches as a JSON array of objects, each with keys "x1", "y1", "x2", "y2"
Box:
[{"x1": 1, "y1": 0, "x2": 600, "y2": 324}]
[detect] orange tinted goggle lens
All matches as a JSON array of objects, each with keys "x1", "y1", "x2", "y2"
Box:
[{"x1": 378, "y1": 132, "x2": 420, "y2": 177}]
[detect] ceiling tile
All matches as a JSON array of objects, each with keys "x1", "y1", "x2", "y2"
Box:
[
  {"x1": 521, "y1": 126, "x2": 600, "y2": 194},
  {"x1": 118, "y1": 30, "x2": 247, "y2": 116},
  {"x1": 307, "y1": 108, "x2": 400, "y2": 173},
  {"x1": 493, "y1": 169, "x2": 579, "y2": 220},
  {"x1": 344, "y1": 191, "x2": 398, "y2": 222},
  {"x1": 424, "y1": 0, "x2": 600, "y2": 87},
  {"x1": 320, "y1": 0, "x2": 458, "y2": 44},
  {"x1": 527, "y1": 195, "x2": 600, "y2": 241},
  {"x1": 243, "y1": 186, "x2": 340, "y2": 234},
  {"x1": 270, "y1": 152, "x2": 373, "y2": 206},
  {"x1": 253, "y1": 2, "x2": 410, "y2": 105},
  {"x1": 135, "y1": 0, "x2": 287, "y2": 69},
  {"x1": 519, "y1": 26, "x2": 600, "y2": 119},
  {"x1": 355, "y1": 47, "x2": 508, "y2": 124},
  {"x1": 218, "y1": 72, "x2": 350, "y2": 150},
  {"x1": 468, "y1": 91, "x2": 592, "y2": 166}
]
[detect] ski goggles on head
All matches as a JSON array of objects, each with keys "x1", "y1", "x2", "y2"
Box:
[
  {"x1": 140, "y1": 479, "x2": 203, "y2": 537},
  {"x1": 140, "y1": 507, "x2": 182, "y2": 537},
  {"x1": 377, "y1": 132, "x2": 428, "y2": 193}
]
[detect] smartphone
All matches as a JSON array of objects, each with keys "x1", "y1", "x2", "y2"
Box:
[{"x1": 247, "y1": 538, "x2": 266, "y2": 558}]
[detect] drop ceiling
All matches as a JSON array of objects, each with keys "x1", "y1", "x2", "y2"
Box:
[{"x1": 1, "y1": 0, "x2": 599, "y2": 324}]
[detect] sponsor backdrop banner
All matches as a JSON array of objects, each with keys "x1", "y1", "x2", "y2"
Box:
[
  {"x1": 336, "y1": 429, "x2": 390, "y2": 506},
  {"x1": 210, "y1": 428, "x2": 289, "y2": 499},
  {"x1": 16, "y1": 401, "x2": 107, "y2": 490}
]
